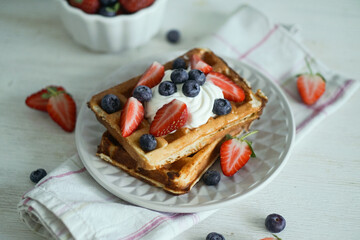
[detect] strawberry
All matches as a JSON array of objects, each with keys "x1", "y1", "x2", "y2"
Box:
[
  {"x1": 47, "y1": 91, "x2": 77, "y2": 132},
  {"x1": 190, "y1": 54, "x2": 213, "y2": 74},
  {"x1": 206, "y1": 72, "x2": 245, "y2": 102},
  {"x1": 220, "y1": 131, "x2": 257, "y2": 177},
  {"x1": 69, "y1": 0, "x2": 100, "y2": 14},
  {"x1": 135, "y1": 61, "x2": 164, "y2": 90},
  {"x1": 119, "y1": 0, "x2": 155, "y2": 13},
  {"x1": 25, "y1": 86, "x2": 65, "y2": 112},
  {"x1": 260, "y1": 234, "x2": 282, "y2": 240},
  {"x1": 149, "y1": 99, "x2": 188, "y2": 137},
  {"x1": 120, "y1": 97, "x2": 144, "y2": 137},
  {"x1": 297, "y1": 59, "x2": 326, "y2": 105}
]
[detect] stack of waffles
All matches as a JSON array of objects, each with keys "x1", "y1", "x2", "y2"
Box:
[{"x1": 88, "y1": 48, "x2": 267, "y2": 195}]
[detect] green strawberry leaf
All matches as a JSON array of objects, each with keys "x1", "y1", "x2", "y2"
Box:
[
  {"x1": 244, "y1": 139, "x2": 256, "y2": 158},
  {"x1": 316, "y1": 73, "x2": 327, "y2": 82}
]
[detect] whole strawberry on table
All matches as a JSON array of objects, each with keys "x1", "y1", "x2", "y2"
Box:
[{"x1": 68, "y1": 0, "x2": 155, "y2": 17}]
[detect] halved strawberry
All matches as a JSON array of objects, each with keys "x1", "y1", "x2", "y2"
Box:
[
  {"x1": 260, "y1": 234, "x2": 282, "y2": 240},
  {"x1": 135, "y1": 61, "x2": 164, "y2": 89},
  {"x1": 190, "y1": 54, "x2": 213, "y2": 74},
  {"x1": 149, "y1": 99, "x2": 188, "y2": 137},
  {"x1": 47, "y1": 92, "x2": 77, "y2": 132},
  {"x1": 69, "y1": 0, "x2": 100, "y2": 14},
  {"x1": 25, "y1": 86, "x2": 65, "y2": 112},
  {"x1": 220, "y1": 131, "x2": 257, "y2": 177},
  {"x1": 207, "y1": 72, "x2": 245, "y2": 102},
  {"x1": 297, "y1": 74, "x2": 326, "y2": 105},
  {"x1": 120, "y1": 97, "x2": 144, "y2": 137},
  {"x1": 297, "y1": 59, "x2": 326, "y2": 105}
]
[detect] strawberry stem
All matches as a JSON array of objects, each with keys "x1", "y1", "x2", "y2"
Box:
[
  {"x1": 272, "y1": 234, "x2": 282, "y2": 240},
  {"x1": 239, "y1": 130, "x2": 258, "y2": 141},
  {"x1": 305, "y1": 57, "x2": 313, "y2": 75}
]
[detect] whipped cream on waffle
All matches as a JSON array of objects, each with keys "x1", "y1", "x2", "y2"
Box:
[{"x1": 145, "y1": 70, "x2": 224, "y2": 129}]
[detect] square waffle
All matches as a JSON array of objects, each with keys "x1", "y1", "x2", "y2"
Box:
[
  {"x1": 89, "y1": 48, "x2": 267, "y2": 170},
  {"x1": 97, "y1": 115, "x2": 254, "y2": 195}
]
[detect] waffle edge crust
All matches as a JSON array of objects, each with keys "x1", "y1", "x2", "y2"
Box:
[{"x1": 88, "y1": 48, "x2": 268, "y2": 172}]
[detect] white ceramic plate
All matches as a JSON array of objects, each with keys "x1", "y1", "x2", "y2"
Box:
[{"x1": 75, "y1": 52, "x2": 295, "y2": 213}]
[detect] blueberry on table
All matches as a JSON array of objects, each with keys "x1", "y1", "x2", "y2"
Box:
[
  {"x1": 188, "y1": 69, "x2": 206, "y2": 85},
  {"x1": 170, "y1": 69, "x2": 189, "y2": 84},
  {"x1": 139, "y1": 134, "x2": 157, "y2": 151},
  {"x1": 133, "y1": 85, "x2": 152, "y2": 102},
  {"x1": 166, "y1": 29, "x2": 180, "y2": 43},
  {"x1": 182, "y1": 80, "x2": 200, "y2": 97},
  {"x1": 158, "y1": 81, "x2": 177, "y2": 96},
  {"x1": 212, "y1": 99, "x2": 231, "y2": 115},
  {"x1": 206, "y1": 232, "x2": 225, "y2": 240},
  {"x1": 101, "y1": 94, "x2": 121, "y2": 113},
  {"x1": 202, "y1": 170, "x2": 221, "y2": 186},
  {"x1": 172, "y1": 58, "x2": 187, "y2": 70},
  {"x1": 30, "y1": 169, "x2": 47, "y2": 183},
  {"x1": 265, "y1": 213, "x2": 286, "y2": 233}
]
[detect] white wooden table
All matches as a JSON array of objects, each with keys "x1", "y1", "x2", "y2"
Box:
[{"x1": 1, "y1": 0, "x2": 360, "y2": 239}]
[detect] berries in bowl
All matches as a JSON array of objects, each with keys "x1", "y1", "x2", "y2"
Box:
[{"x1": 56, "y1": 0, "x2": 168, "y2": 52}]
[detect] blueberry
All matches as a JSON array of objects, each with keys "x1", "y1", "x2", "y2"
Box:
[
  {"x1": 99, "y1": 0, "x2": 118, "y2": 6},
  {"x1": 188, "y1": 69, "x2": 206, "y2": 85},
  {"x1": 158, "y1": 81, "x2": 177, "y2": 96},
  {"x1": 265, "y1": 213, "x2": 286, "y2": 233},
  {"x1": 98, "y1": 2, "x2": 119, "y2": 17},
  {"x1": 172, "y1": 58, "x2": 187, "y2": 70},
  {"x1": 202, "y1": 170, "x2": 221, "y2": 186},
  {"x1": 30, "y1": 169, "x2": 47, "y2": 183},
  {"x1": 133, "y1": 85, "x2": 152, "y2": 102},
  {"x1": 139, "y1": 134, "x2": 157, "y2": 151},
  {"x1": 206, "y1": 232, "x2": 225, "y2": 240},
  {"x1": 101, "y1": 94, "x2": 121, "y2": 113},
  {"x1": 182, "y1": 80, "x2": 200, "y2": 97},
  {"x1": 166, "y1": 29, "x2": 180, "y2": 43},
  {"x1": 170, "y1": 69, "x2": 188, "y2": 84},
  {"x1": 212, "y1": 99, "x2": 232, "y2": 115},
  {"x1": 98, "y1": 6, "x2": 117, "y2": 17}
]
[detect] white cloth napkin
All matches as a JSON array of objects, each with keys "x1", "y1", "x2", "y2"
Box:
[{"x1": 18, "y1": 4, "x2": 359, "y2": 240}]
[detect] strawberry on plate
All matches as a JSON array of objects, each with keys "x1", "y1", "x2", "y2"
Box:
[
  {"x1": 207, "y1": 72, "x2": 245, "y2": 102},
  {"x1": 135, "y1": 61, "x2": 164, "y2": 89},
  {"x1": 47, "y1": 90, "x2": 77, "y2": 132},
  {"x1": 119, "y1": 0, "x2": 155, "y2": 13},
  {"x1": 120, "y1": 97, "x2": 144, "y2": 137},
  {"x1": 25, "y1": 86, "x2": 65, "y2": 112},
  {"x1": 220, "y1": 131, "x2": 257, "y2": 177},
  {"x1": 150, "y1": 99, "x2": 188, "y2": 137},
  {"x1": 297, "y1": 59, "x2": 326, "y2": 105},
  {"x1": 69, "y1": 0, "x2": 100, "y2": 14},
  {"x1": 190, "y1": 54, "x2": 213, "y2": 74}
]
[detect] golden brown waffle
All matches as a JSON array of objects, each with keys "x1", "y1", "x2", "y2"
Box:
[
  {"x1": 97, "y1": 115, "x2": 255, "y2": 195},
  {"x1": 89, "y1": 48, "x2": 267, "y2": 170}
]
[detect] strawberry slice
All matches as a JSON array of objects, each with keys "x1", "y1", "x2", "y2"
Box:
[
  {"x1": 297, "y1": 59, "x2": 326, "y2": 105},
  {"x1": 120, "y1": 97, "x2": 144, "y2": 137},
  {"x1": 190, "y1": 54, "x2": 213, "y2": 74},
  {"x1": 220, "y1": 131, "x2": 257, "y2": 177},
  {"x1": 47, "y1": 92, "x2": 77, "y2": 132},
  {"x1": 207, "y1": 72, "x2": 245, "y2": 102},
  {"x1": 25, "y1": 86, "x2": 65, "y2": 112},
  {"x1": 297, "y1": 74, "x2": 326, "y2": 105},
  {"x1": 149, "y1": 99, "x2": 188, "y2": 137},
  {"x1": 135, "y1": 61, "x2": 164, "y2": 89}
]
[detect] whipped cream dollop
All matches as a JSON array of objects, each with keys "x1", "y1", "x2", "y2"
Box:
[{"x1": 145, "y1": 70, "x2": 224, "y2": 129}]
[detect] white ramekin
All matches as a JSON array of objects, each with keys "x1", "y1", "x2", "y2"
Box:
[{"x1": 56, "y1": 0, "x2": 168, "y2": 53}]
